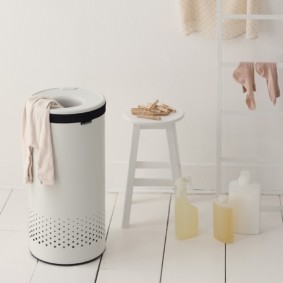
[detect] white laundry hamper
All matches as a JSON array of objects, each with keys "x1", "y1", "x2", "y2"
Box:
[{"x1": 28, "y1": 88, "x2": 106, "y2": 265}]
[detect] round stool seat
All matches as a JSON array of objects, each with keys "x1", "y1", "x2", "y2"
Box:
[{"x1": 123, "y1": 109, "x2": 184, "y2": 126}]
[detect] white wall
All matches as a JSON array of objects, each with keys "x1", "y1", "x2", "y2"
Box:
[{"x1": 0, "y1": 0, "x2": 283, "y2": 192}]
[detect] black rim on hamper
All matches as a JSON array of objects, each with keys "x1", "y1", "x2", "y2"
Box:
[{"x1": 50, "y1": 103, "x2": 106, "y2": 124}]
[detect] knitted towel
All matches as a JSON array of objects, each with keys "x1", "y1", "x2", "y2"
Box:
[{"x1": 179, "y1": 0, "x2": 260, "y2": 40}]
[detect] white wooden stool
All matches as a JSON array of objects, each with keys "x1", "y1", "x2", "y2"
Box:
[{"x1": 122, "y1": 109, "x2": 184, "y2": 228}]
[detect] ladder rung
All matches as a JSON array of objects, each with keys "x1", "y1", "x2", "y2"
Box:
[
  {"x1": 222, "y1": 62, "x2": 283, "y2": 68},
  {"x1": 221, "y1": 110, "x2": 283, "y2": 116},
  {"x1": 135, "y1": 161, "x2": 171, "y2": 169},
  {"x1": 261, "y1": 205, "x2": 283, "y2": 212},
  {"x1": 221, "y1": 157, "x2": 283, "y2": 167},
  {"x1": 133, "y1": 178, "x2": 173, "y2": 187},
  {"x1": 223, "y1": 14, "x2": 283, "y2": 21}
]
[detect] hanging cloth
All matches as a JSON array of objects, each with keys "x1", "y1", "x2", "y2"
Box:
[
  {"x1": 22, "y1": 96, "x2": 62, "y2": 185},
  {"x1": 179, "y1": 0, "x2": 260, "y2": 40}
]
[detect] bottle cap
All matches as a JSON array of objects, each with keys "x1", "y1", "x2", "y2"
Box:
[{"x1": 238, "y1": 170, "x2": 251, "y2": 185}]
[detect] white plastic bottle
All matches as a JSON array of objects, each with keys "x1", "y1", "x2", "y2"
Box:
[
  {"x1": 229, "y1": 170, "x2": 261, "y2": 234},
  {"x1": 175, "y1": 178, "x2": 198, "y2": 240}
]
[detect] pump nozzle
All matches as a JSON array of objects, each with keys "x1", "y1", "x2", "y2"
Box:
[{"x1": 175, "y1": 177, "x2": 189, "y2": 198}]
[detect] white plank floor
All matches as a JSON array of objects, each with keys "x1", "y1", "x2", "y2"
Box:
[{"x1": 0, "y1": 189, "x2": 283, "y2": 283}]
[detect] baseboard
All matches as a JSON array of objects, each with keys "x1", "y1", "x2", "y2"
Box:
[
  {"x1": 0, "y1": 161, "x2": 282, "y2": 193},
  {"x1": 105, "y1": 161, "x2": 283, "y2": 193}
]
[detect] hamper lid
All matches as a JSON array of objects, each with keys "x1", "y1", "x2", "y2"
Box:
[{"x1": 33, "y1": 88, "x2": 106, "y2": 124}]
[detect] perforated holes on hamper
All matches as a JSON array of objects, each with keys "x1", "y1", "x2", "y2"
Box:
[{"x1": 28, "y1": 211, "x2": 104, "y2": 249}]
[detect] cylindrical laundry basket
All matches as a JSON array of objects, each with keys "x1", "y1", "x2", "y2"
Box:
[{"x1": 28, "y1": 88, "x2": 106, "y2": 265}]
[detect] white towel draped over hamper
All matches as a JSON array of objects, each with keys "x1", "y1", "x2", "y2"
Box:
[
  {"x1": 179, "y1": 0, "x2": 260, "y2": 39},
  {"x1": 22, "y1": 96, "x2": 62, "y2": 186}
]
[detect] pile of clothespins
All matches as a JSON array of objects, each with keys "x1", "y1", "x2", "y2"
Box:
[{"x1": 131, "y1": 100, "x2": 176, "y2": 120}]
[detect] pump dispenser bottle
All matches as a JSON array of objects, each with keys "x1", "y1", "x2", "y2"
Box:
[
  {"x1": 175, "y1": 177, "x2": 198, "y2": 240},
  {"x1": 229, "y1": 170, "x2": 261, "y2": 234}
]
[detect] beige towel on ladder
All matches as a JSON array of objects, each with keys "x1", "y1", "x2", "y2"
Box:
[
  {"x1": 179, "y1": 0, "x2": 260, "y2": 40},
  {"x1": 22, "y1": 96, "x2": 62, "y2": 186}
]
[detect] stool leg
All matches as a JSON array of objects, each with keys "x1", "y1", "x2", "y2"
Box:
[
  {"x1": 166, "y1": 123, "x2": 182, "y2": 183},
  {"x1": 122, "y1": 124, "x2": 140, "y2": 228}
]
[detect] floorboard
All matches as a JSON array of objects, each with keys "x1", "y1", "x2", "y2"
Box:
[
  {"x1": 226, "y1": 195, "x2": 283, "y2": 283},
  {"x1": 0, "y1": 189, "x2": 37, "y2": 283},
  {"x1": 0, "y1": 231, "x2": 37, "y2": 283},
  {"x1": 0, "y1": 189, "x2": 11, "y2": 214},
  {"x1": 96, "y1": 193, "x2": 171, "y2": 283},
  {"x1": 1, "y1": 190, "x2": 283, "y2": 283},
  {"x1": 0, "y1": 189, "x2": 28, "y2": 231}
]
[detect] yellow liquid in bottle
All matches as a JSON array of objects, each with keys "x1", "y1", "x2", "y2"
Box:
[
  {"x1": 213, "y1": 200, "x2": 233, "y2": 243},
  {"x1": 175, "y1": 197, "x2": 198, "y2": 240}
]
